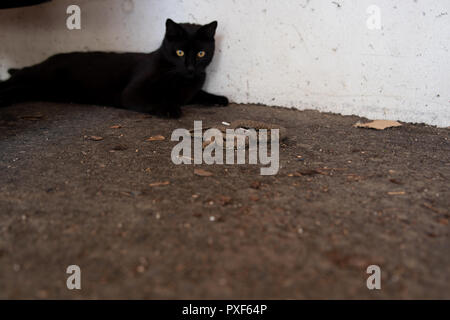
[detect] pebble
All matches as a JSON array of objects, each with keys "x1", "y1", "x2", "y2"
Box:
[{"x1": 136, "y1": 265, "x2": 145, "y2": 273}]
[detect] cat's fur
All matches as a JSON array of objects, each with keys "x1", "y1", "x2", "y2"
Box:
[{"x1": 0, "y1": 19, "x2": 228, "y2": 118}]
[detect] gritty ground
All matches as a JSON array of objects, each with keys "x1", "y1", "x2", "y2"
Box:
[{"x1": 0, "y1": 102, "x2": 448, "y2": 299}]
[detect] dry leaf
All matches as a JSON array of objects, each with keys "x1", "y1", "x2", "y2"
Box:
[
  {"x1": 147, "y1": 135, "x2": 165, "y2": 141},
  {"x1": 289, "y1": 169, "x2": 327, "y2": 177},
  {"x1": 354, "y1": 120, "x2": 402, "y2": 130},
  {"x1": 194, "y1": 169, "x2": 213, "y2": 177},
  {"x1": 149, "y1": 181, "x2": 170, "y2": 187},
  {"x1": 389, "y1": 178, "x2": 403, "y2": 185},
  {"x1": 388, "y1": 191, "x2": 405, "y2": 195},
  {"x1": 110, "y1": 125, "x2": 122, "y2": 129},
  {"x1": 88, "y1": 136, "x2": 104, "y2": 141}
]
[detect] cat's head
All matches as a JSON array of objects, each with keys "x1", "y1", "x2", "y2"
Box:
[{"x1": 161, "y1": 19, "x2": 217, "y2": 78}]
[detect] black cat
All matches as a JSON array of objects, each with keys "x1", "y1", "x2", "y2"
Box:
[{"x1": 0, "y1": 19, "x2": 228, "y2": 118}]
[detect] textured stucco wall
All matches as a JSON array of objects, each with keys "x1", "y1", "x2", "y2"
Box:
[{"x1": 0, "y1": 0, "x2": 449, "y2": 126}]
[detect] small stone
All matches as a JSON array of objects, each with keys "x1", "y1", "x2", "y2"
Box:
[{"x1": 136, "y1": 265, "x2": 145, "y2": 273}]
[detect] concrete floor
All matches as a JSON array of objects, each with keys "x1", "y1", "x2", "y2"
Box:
[{"x1": 0, "y1": 102, "x2": 449, "y2": 299}]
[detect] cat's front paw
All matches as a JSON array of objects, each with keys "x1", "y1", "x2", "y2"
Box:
[{"x1": 214, "y1": 95, "x2": 229, "y2": 106}]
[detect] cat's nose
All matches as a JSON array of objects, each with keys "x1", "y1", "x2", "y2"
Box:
[{"x1": 187, "y1": 66, "x2": 195, "y2": 73}]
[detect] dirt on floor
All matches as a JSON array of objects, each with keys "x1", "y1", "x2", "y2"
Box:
[{"x1": 0, "y1": 102, "x2": 449, "y2": 299}]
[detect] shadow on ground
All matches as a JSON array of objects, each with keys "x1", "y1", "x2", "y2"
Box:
[{"x1": 0, "y1": 102, "x2": 449, "y2": 299}]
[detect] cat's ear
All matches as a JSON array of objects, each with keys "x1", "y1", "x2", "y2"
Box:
[
  {"x1": 165, "y1": 18, "x2": 186, "y2": 39},
  {"x1": 196, "y1": 21, "x2": 218, "y2": 39}
]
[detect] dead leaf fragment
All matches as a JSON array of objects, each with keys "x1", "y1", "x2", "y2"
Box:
[
  {"x1": 388, "y1": 191, "x2": 406, "y2": 195},
  {"x1": 147, "y1": 135, "x2": 165, "y2": 141},
  {"x1": 149, "y1": 181, "x2": 170, "y2": 187},
  {"x1": 88, "y1": 136, "x2": 104, "y2": 141},
  {"x1": 110, "y1": 125, "x2": 122, "y2": 129},
  {"x1": 354, "y1": 120, "x2": 402, "y2": 130},
  {"x1": 301, "y1": 169, "x2": 324, "y2": 176},
  {"x1": 289, "y1": 169, "x2": 327, "y2": 177},
  {"x1": 194, "y1": 169, "x2": 213, "y2": 177},
  {"x1": 389, "y1": 178, "x2": 403, "y2": 185}
]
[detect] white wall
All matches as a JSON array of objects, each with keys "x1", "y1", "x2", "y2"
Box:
[{"x1": 0, "y1": 0, "x2": 449, "y2": 126}]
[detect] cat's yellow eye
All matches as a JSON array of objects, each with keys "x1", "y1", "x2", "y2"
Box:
[
  {"x1": 197, "y1": 51, "x2": 206, "y2": 58},
  {"x1": 176, "y1": 50, "x2": 184, "y2": 57}
]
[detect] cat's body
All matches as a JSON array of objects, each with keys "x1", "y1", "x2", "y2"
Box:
[{"x1": 0, "y1": 19, "x2": 228, "y2": 118}]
